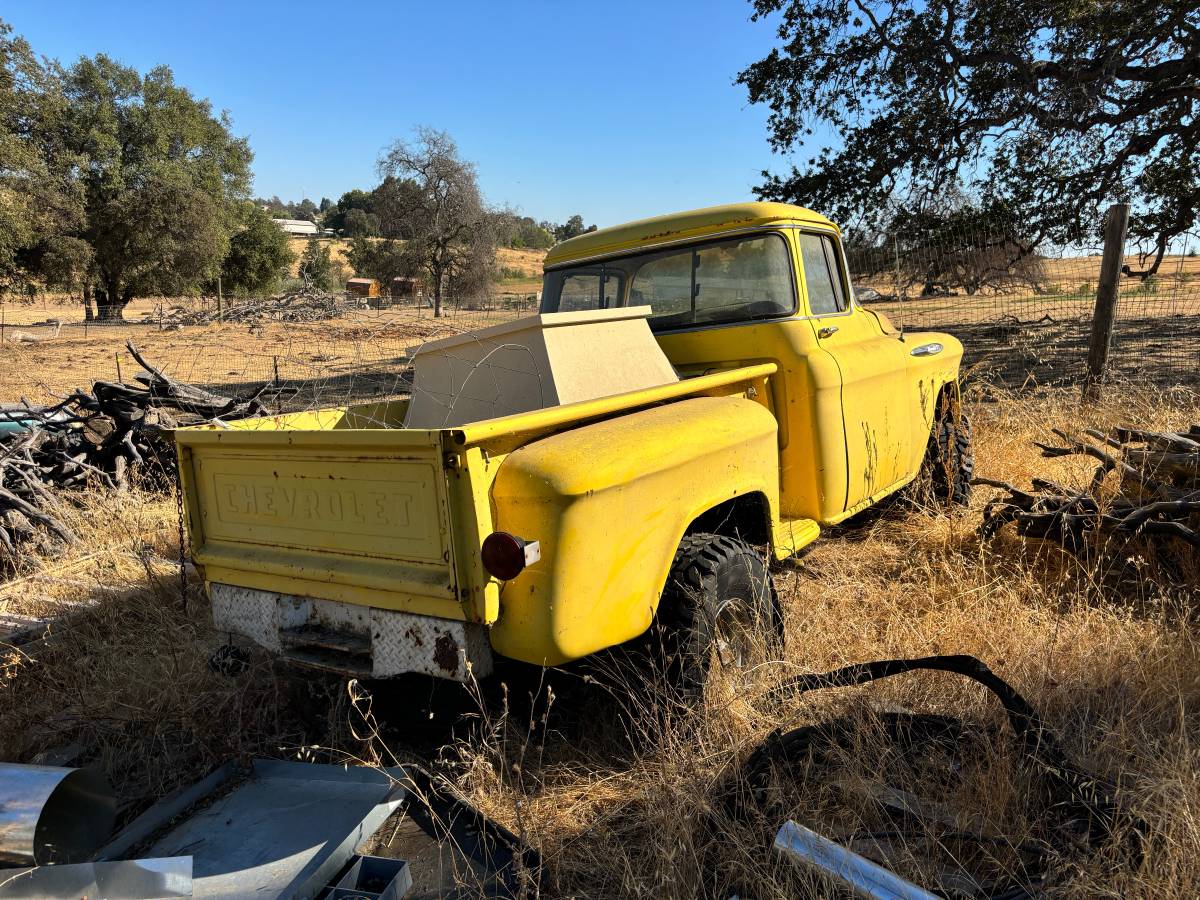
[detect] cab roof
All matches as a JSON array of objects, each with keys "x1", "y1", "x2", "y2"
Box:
[{"x1": 543, "y1": 202, "x2": 837, "y2": 269}]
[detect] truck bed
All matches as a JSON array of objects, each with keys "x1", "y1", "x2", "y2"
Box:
[{"x1": 176, "y1": 363, "x2": 778, "y2": 628}]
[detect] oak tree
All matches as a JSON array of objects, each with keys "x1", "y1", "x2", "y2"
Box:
[
  {"x1": 377, "y1": 127, "x2": 501, "y2": 316},
  {"x1": 219, "y1": 203, "x2": 296, "y2": 296},
  {"x1": 59, "y1": 55, "x2": 252, "y2": 317},
  {"x1": 739, "y1": 0, "x2": 1199, "y2": 273}
]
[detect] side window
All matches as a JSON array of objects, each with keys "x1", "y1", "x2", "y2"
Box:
[
  {"x1": 556, "y1": 271, "x2": 624, "y2": 312},
  {"x1": 557, "y1": 273, "x2": 604, "y2": 312},
  {"x1": 799, "y1": 233, "x2": 846, "y2": 316},
  {"x1": 629, "y1": 249, "x2": 693, "y2": 326}
]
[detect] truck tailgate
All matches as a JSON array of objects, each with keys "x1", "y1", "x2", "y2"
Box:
[{"x1": 177, "y1": 427, "x2": 462, "y2": 619}]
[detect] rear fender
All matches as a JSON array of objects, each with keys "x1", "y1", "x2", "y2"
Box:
[{"x1": 487, "y1": 395, "x2": 780, "y2": 666}]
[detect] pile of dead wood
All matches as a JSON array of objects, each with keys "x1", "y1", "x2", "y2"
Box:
[
  {"x1": 156, "y1": 286, "x2": 362, "y2": 326},
  {"x1": 977, "y1": 425, "x2": 1200, "y2": 568},
  {"x1": 1, "y1": 342, "x2": 271, "y2": 568}
]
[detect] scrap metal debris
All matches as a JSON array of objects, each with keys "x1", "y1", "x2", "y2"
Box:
[
  {"x1": 0, "y1": 341, "x2": 270, "y2": 570},
  {"x1": 85, "y1": 757, "x2": 537, "y2": 899},
  {"x1": 774, "y1": 819, "x2": 938, "y2": 900},
  {"x1": 724, "y1": 654, "x2": 1144, "y2": 899},
  {"x1": 976, "y1": 424, "x2": 1200, "y2": 565},
  {"x1": 0, "y1": 763, "x2": 116, "y2": 866},
  {"x1": 0, "y1": 856, "x2": 192, "y2": 899}
]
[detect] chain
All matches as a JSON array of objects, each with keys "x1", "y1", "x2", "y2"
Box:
[{"x1": 174, "y1": 456, "x2": 189, "y2": 611}]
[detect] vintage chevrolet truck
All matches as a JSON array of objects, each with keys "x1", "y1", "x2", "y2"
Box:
[{"x1": 175, "y1": 202, "x2": 969, "y2": 696}]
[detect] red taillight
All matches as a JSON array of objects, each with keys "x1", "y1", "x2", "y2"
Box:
[{"x1": 481, "y1": 531, "x2": 540, "y2": 580}]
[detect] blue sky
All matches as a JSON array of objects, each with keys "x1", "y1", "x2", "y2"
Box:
[{"x1": 4, "y1": 0, "x2": 808, "y2": 227}]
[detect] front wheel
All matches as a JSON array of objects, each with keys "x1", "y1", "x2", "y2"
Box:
[{"x1": 923, "y1": 391, "x2": 974, "y2": 506}]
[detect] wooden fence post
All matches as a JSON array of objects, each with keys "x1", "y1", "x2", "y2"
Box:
[{"x1": 1082, "y1": 202, "x2": 1130, "y2": 401}]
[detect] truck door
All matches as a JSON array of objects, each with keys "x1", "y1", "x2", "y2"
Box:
[{"x1": 797, "y1": 231, "x2": 914, "y2": 512}]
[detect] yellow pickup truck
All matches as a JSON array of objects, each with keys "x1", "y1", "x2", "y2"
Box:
[{"x1": 176, "y1": 202, "x2": 968, "y2": 696}]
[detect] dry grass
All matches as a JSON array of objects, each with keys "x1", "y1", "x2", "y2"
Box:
[
  {"x1": 428, "y1": 385, "x2": 1200, "y2": 898},
  {"x1": 0, "y1": 310, "x2": 489, "y2": 406},
  {"x1": 0, "y1": 483, "x2": 356, "y2": 821},
  {"x1": 2, "y1": 385, "x2": 1200, "y2": 897}
]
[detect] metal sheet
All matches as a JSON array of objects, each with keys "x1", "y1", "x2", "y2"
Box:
[
  {"x1": 0, "y1": 764, "x2": 116, "y2": 866},
  {"x1": 98, "y1": 763, "x2": 238, "y2": 863},
  {"x1": 142, "y1": 759, "x2": 404, "y2": 899},
  {"x1": 0, "y1": 856, "x2": 192, "y2": 898}
]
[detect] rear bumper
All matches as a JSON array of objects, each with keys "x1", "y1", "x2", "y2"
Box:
[{"x1": 209, "y1": 583, "x2": 493, "y2": 682}]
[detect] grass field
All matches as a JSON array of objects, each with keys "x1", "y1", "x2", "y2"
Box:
[
  {"x1": 3, "y1": 249, "x2": 1196, "y2": 405},
  {"x1": 0, "y1": 299, "x2": 538, "y2": 407},
  {"x1": 2, "y1": 383, "x2": 1199, "y2": 896}
]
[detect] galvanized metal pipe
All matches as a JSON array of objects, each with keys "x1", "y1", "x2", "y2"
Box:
[
  {"x1": 0, "y1": 764, "x2": 116, "y2": 865},
  {"x1": 773, "y1": 820, "x2": 938, "y2": 900}
]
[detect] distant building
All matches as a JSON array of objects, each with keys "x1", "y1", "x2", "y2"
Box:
[
  {"x1": 390, "y1": 277, "x2": 420, "y2": 299},
  {"x1": 272, "y1": 218, "x2": 319, "y2": 236},
  {"x1": 346, "y1": 277, "x2": 380, "y2": 298}
]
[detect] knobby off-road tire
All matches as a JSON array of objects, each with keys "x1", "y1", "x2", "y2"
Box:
[
  {"x1": 925, "y1": 393, "x2": 974, "y2": 506},
  {"x1": 652, "y1": 533, "x2": 783, "y2": 706}
]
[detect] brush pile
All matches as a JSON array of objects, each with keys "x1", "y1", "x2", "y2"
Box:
[
  {"x1": 977, "y1": 424, "x2": 1200, "y2": 571},
  {"x1": 155, "y1": 286, "x2": 362, "y2": 326},
  {"x1": 1, "y1": 342, "x2": 271, "y2": 568}
]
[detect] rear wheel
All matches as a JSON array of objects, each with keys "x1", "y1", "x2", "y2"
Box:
[{"x1": 652, "y1": 533, "x2": 783, "y2": 705}]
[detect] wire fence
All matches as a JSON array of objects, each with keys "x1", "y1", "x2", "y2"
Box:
[
  {"x1": 1, "y1": 215, "x2": 1197, "y2": 415},
  {"x1": 0, "y1": 293, "x2": 540, "y2": 412},
  {"x1": 846, "y1": 217, "x2": 1200, "y2": 389}
]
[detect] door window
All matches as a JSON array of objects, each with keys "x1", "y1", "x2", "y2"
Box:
[{"x1": 799, "y1": 233, "x2": 847, "y2": 315}]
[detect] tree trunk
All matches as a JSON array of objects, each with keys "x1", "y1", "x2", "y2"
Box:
[
  {"x1": 95, "y1": 277, "x2": 127, "y2": 321},
  {"x1": 82, "y1": 286, "x2": 95, "y2": 322},
  {"x1": 431, "y1": 265, "x2": 444, "y2": 318}
]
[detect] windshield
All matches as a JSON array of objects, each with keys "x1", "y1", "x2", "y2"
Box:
[{"x1": 540, "y1": 232, "x2": 796, "y2": 331}]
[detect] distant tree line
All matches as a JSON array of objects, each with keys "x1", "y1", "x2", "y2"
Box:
[
  {"x1": 0, "y1": 16, "x2": 593, "y2": 321},
  {"x1": 0, "y1": 19, "x2": 295, "y2": 318},
  {"x1": 313, "y1": 183, "x2": 596, "y2": 251},
  {"x1": 255, "y1": 196, "x2": 320, "y2": 223}
]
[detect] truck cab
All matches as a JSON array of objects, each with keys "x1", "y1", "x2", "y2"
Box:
[{"x1": 538, "y1": 202, "x2": 962, "y2": 523}]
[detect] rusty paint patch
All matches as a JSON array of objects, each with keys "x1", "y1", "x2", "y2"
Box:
[{"x1": 433, "y1": 631, "x2": 459, "y2": 674}]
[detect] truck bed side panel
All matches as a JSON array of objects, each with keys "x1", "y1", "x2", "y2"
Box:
[{"x1": 487, "y1": 395, "x2": 780, "y2": 666}]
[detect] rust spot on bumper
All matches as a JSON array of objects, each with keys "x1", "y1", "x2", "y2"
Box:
[{"x1": 433, "y1": 631, "x2": 459, "y2": 674}]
